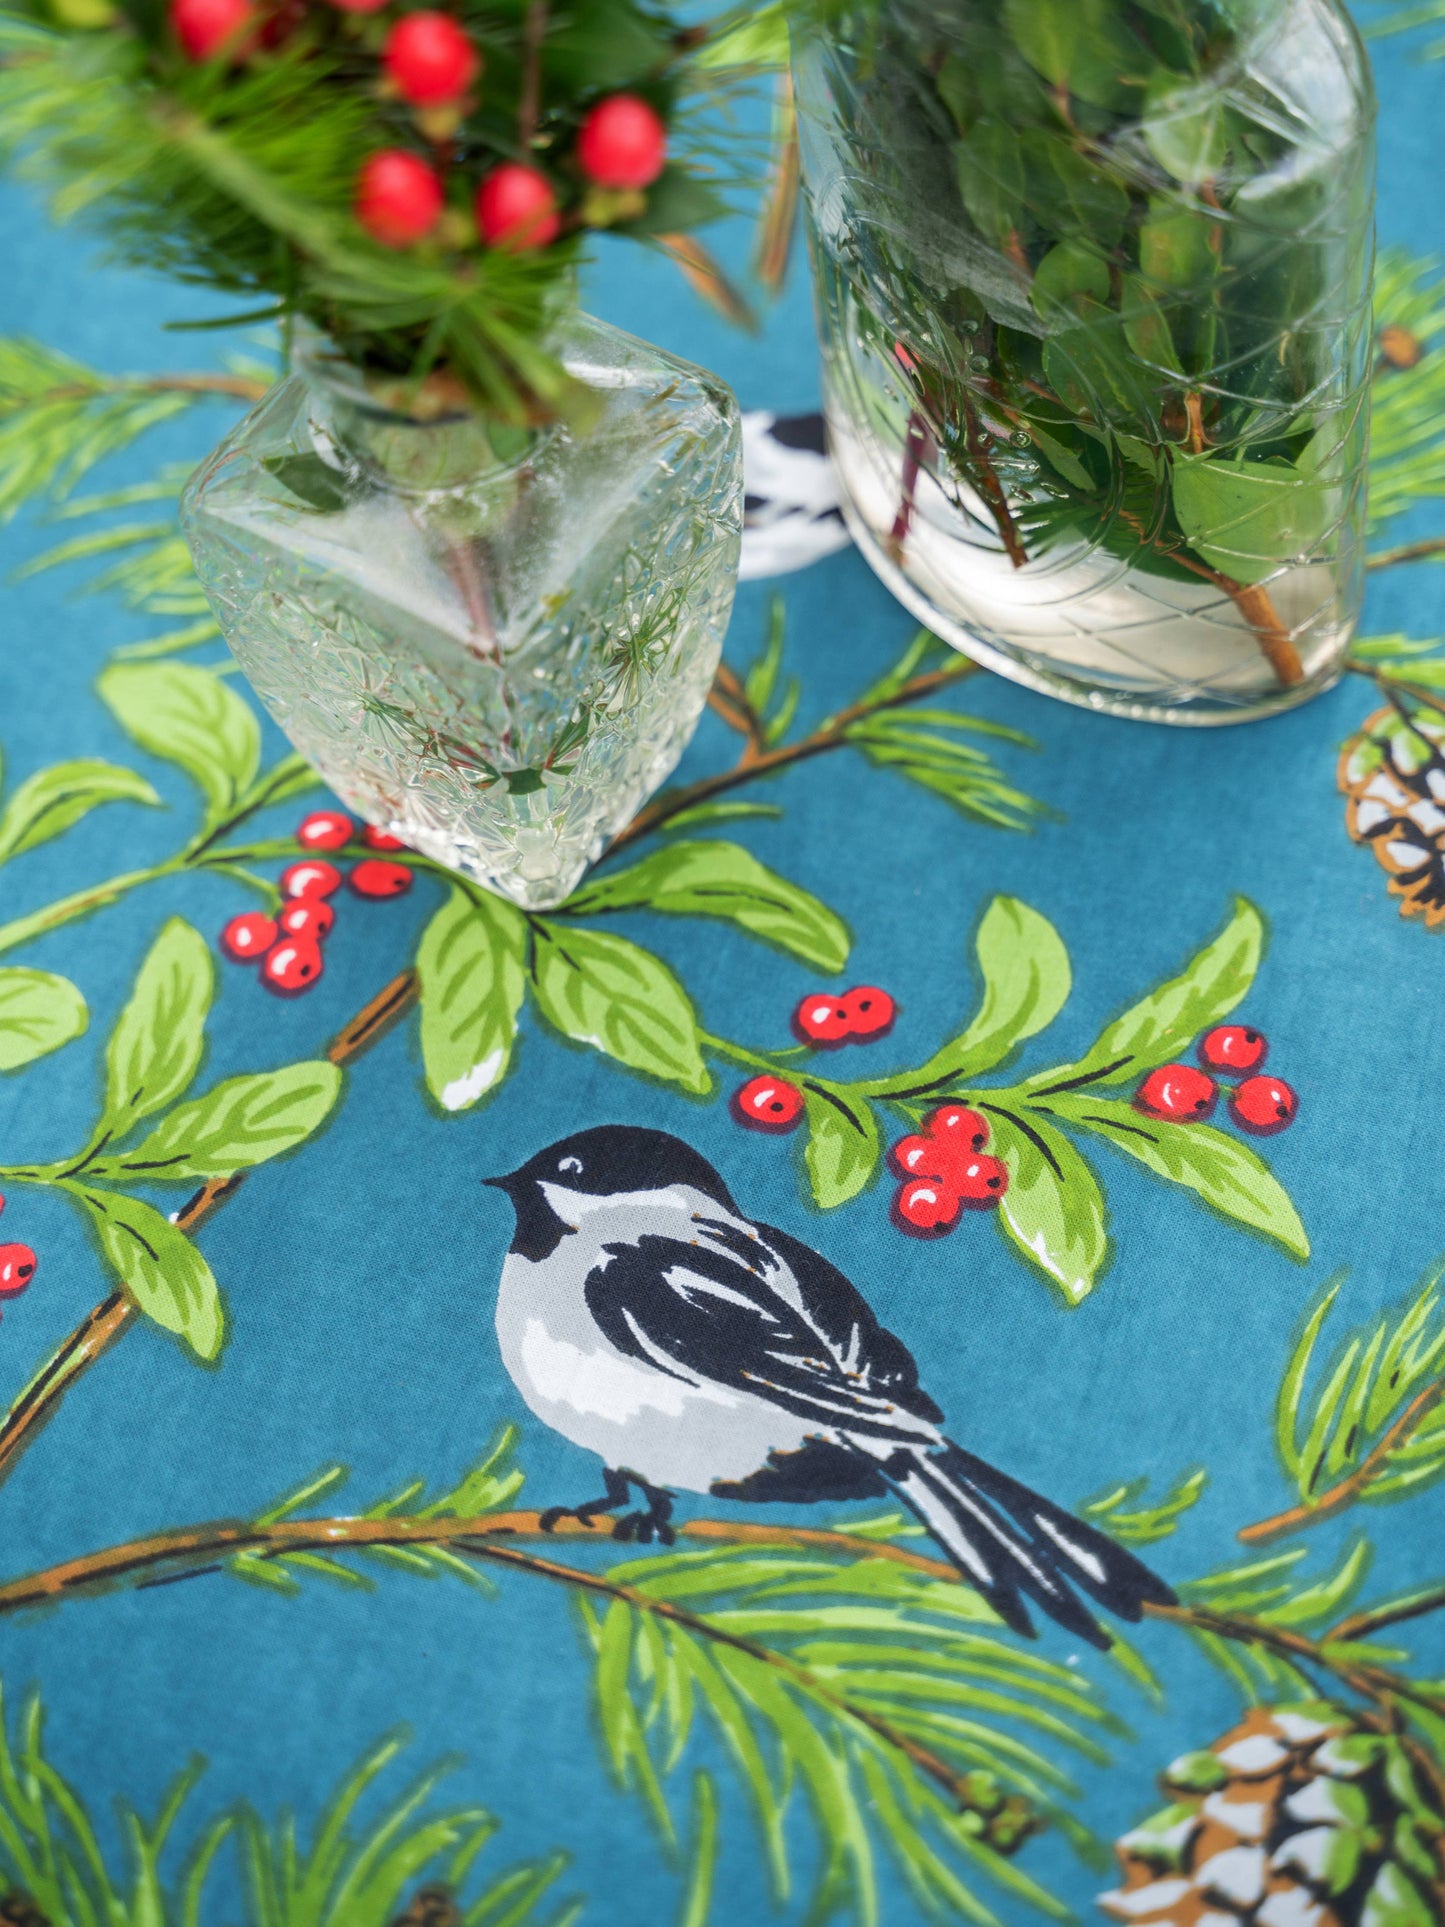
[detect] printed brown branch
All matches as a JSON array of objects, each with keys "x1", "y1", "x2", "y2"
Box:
[
  {"x1": 1237, "y1": 1379, "x2": 1445, "y2": 1547},
  {"x1": 1, "y1": 1506, "x2": 1440, "y2": 1793},
  {"x1": 1366, "y1": 535, "x2": 1445, "y2": 572},
  {"x1": 0, "y1": 651, "x2": 978, "y2": 1485}
]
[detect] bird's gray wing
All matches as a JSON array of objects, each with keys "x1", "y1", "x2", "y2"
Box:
[{"x1": 587, "y1": 1230, "x2": 937, "y2": 1443}]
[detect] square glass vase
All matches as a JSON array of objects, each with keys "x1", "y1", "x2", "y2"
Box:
[{"x1": 180, "y1": 313, "x2": 742, "y2": 906}]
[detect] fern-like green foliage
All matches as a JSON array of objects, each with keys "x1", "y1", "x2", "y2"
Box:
[
  {"x1": 1079, "y1": 1469, "x2": 1208, "y2": 1547},
  {"x1": 1274, "y1": 1265, "x2": 1445, "y2": 1512},
  {"x1": 0, "y1": 1683, "x2": 574, "y2": 1927},
  {"x1": 579, "y1": 1530, "x2": 1118, "y2": 1927},
  {"x1": 1367, "y1": 0, "x2": 1445, "y2": 56}
]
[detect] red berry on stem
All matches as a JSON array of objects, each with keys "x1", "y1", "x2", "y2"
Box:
[
  {"x1": 1199, "y1": 1024, "x2": 1268, "y2": 1072},
  {"x1": 356, "y1": 151, "x2": 445, "y2": 249},
  {"x1": 349, "y1": 859, "x2": 413, "y2": 899},
  {"x1": 476, "y1": 165, "x2": 560, "y2": 250},
  {"x1": 282, "y1": 859, "x2": 342, "y2": 901},
  {"x1": 262, "y1": 938, "x2": 324, "y2": 996},
  {"x1": 954, "y1": 1154, "x2": 1009, "y2": 1207},
  {"x1": 296, "y1": 810, "x2": 354, "y2": 852},
  {"x1": 279, "y1": 898, "x2": 337, "y2": 942},
  {"x1": 891, "y1": 1134, "x2": 952, "y2": 1180},
  {"x1": 362, "y1": 825, "x2": 408, "y2": 851},
  {"x1": 732, "y1": 1075, "x2": 805, "y2": 1133},
  {"x1": 384, "y1": 12, "x2": 480, "y2": 106},
  {"x1": 839, "y1": 985, "x2": 895, "y2": 1039},
  {"x1": 1230, "y1": 1075, "x2": 1298, "y2": 1135},
  {"x1": 1136, "y1": 1063, "x2": 1217, "y2": 1120},
  {"x1": 893, "y1": 1180, "x2": 961, "y2": 1238},
  {"x1": 221, "y1": 911, "x2": 278, "y2": 962},
  {"x1": 576, "y1": 94, "x2": 668, "y2": 190},
  {"x1": 793, "y1": 995, "x2": 851, "y2": 1046},
  {"x1": 0, "y1": 1246, "x2": 37, "y2": 1296},
  {"x1": 171, "y1": 0, "x2": 254, "y2": 60},
  {"x1": 924, "y1": 1104, "x2": 989, "y2": 1152}
]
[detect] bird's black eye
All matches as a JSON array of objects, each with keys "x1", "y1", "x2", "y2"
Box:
[{"x1": 558, "y1": 1156, "x2": 583, "y2": 1177}]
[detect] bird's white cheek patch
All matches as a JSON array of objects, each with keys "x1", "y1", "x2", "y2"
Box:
[{"x1": 520, "y1": 1319, "x2": 733, "y2": 1424}]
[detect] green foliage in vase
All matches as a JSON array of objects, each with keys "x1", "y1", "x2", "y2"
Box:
[
  {"x1": 790, "y1": 0, "x2": 1371, "y2": 652},
  {"x1": 0, "y1": 0, "x2": 746, "y2": 420}
]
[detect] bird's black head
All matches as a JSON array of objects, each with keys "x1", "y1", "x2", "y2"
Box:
[{"x1": 486, "y1": 1125, "x2": 739, "y2": 1259}]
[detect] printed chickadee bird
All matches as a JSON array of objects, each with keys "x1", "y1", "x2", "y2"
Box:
[{"x1": 488, "y1": 1124, "x2": 1176, "y2": 1648}]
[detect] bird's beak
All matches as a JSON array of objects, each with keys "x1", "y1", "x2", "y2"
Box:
[{"x1": 483, "y1": 1170, "x2": 517, "y2": 1192}]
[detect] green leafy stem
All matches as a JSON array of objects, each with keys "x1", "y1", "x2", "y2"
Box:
[{"x1": 701, "y1": 892, "x2": 1307, "y2": 1304}]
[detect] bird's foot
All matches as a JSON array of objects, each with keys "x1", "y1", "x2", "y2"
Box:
[
  {"x1": 540, "y1": 1466, "x2": 635, "y2": 1535},
  {"x1": 610, "y1": 1483, "x2": 676, "y2": 1546}
]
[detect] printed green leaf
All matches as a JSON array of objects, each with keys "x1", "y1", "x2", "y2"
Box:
[
  {"x1": 866, "y1": 896, "x2": 1069, "y2": 1095},
  {"x1": 983, "y1": 1106, "x2": 1107, "y2": 1304},
  {"x1": 1033, "y1": 898, "x2": 1262, "y2": 1090},
  {"x1": 1275, "y1": 1278, "x2": 1344, "y2": 1487},
  {"x1": 74, "y1": 1186, "x2": 223, "y2": 1359},
  {"x1": 98, "y1": 662, "x2": 261, "y2": 830},
  {"x1": 0, "y1": 967, "x2": 87, "y2": 1071},
  {"x1": 417, "y1": 886, "x2": 527, "y2": 1111},
  {"x1": 1050, "y1": 1093, "x2": 1308, "y2": 1258},
  {"x1": 531, "y1": 924, "x2": 709, "y2": 1095},
  {"x1": 87, "y1": 1062, "x2": 341, "y2": 1181},
  {"x1": 566, "y1": 842, "x2": 850, "y2": 973},
  {"x1": 802, "y1": 1087, "x2": 880, "y2": 1208},
  {"x1": 0, "y1": 759, "x2": 159, "y2": 866},
  {"x1": 101, "y1": 917, "x2": 213, "y2": 1132}
]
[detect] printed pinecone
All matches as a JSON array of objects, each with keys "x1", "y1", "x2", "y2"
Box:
[
  {"x1": 388, "y1": 1886, "x2": 461, "y2": 1927},
  {"x1": 1339, "y1": 703, "x2": 1445, "y2": 927},
  {"x1": 1098, "y1": 1702, "x2": 1445, "y2": 1926}
]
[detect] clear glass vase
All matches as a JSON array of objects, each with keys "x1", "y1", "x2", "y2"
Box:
[
  {"x1": 180, "y1": 315, "x2": 742, "y2": 906},
  {"x1": 794, "y1": 0, "x2": 1376, "y2": 724}
]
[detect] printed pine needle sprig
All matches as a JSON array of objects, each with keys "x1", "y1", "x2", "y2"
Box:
[{"x1": 0, "y1": 1684, "x2": 578, "y2": 1927}]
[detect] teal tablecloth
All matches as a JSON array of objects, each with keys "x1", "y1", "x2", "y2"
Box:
[{"x1": 3, "y1": 15, "x2": 1445, "y2": 1927}]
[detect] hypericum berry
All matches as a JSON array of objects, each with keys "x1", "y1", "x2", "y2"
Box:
[
  {"x1": 356, "y1": 150, "x2": 445, "y2": 249},
  {"x1": 839, "y1": 985, "x2": 895, "y2": 1039},
  {"x1": 576, "y1": 94, "x2": 668, "y2": 190},
  {"x1": 953, "y1": 1155, "x2": 1009, "y2": 1207},
  {"x1": 171, "y1": 0, "x2": 254, "y2": 60},
  {"x1": 384, "y1": 12, "x2": 480, "y2": 106},
  {"x1": 1230, "y1": 1075, "x2": 1298, "y2": 1135},
  {"x1": 349, "y1": 858, "x2": 413, "y2": 899},
  {"x1": 261, "y1": 937, "x2": 324, "y2": 996},
  {"x1": 281, "y1": 859, "x2": 342, "y2": 901},
  {"x1": 1199, "y1": 1024, "x2": 1268, "y2": 1073},
  {"x1": 0, "y1": 1245, "x2": 37, "y2": 1296},
  {"x1": 279, "y1": 897, "x2": 337, "y2": 942},
  {"x1": 362, "y1": 825, "x2": 408, "y2": 851},
  {"x1": 893, "y1": 1180, "x2": 961, "y2": 1238},
  {"x1": 476, "y1": 165, "x2": 560, "y2": 250},
  {"x1": 732, "y1": 1075, "x2": 805, "y2": 1133},
  {"x1": 793, "y1": 995, "x2": 851, "y2": 1046},
  {"x1": 296, "y1": 810, "x2": 354, "y2": 852},
  {"x1": 924, "y1": 1104, "x2": 989, "y2": 1152},
  {"x1": 221, "y1": 911, "x2": 278, "y2": 961},
  {"x1": 1136, "y1": 1063, "x2": 1217, "y2": 1120}
]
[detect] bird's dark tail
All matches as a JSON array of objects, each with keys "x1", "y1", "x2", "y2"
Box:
[{"x1": 876, "y1": 1440, "x2": 1177, "y2": 1650}]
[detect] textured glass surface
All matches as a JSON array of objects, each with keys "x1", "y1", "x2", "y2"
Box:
[
  {"x1": 180, "y1": 315, "x2": 742, "y2": 905},
  {"x1": 795, "y1": 0, "x2": 1376, "y2": 724}
]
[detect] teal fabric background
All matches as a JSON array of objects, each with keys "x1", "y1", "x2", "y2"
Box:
[{"x1": 2, "y1": 14, "x2": 1445, "y2": 1924}]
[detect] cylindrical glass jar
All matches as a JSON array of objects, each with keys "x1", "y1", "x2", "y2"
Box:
[
  {"x1": 181, "y1": 315, "x2": 742, "y2": 907},
  {"x1": 794, "y1": 0, "x2": 1376, "y2": 724}
]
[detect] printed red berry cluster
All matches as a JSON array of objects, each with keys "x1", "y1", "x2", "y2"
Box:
[
  {"x1": 732, "y1": 986, "x2": 896, "y2": 1133},
  {"x1": 220, "y1": 810, "x2": 413, "y2": 996},
  {"x1": 889, "y1": 1106, "x2": 1008, "y2": 1239},
  {"x1": 169, "y1": 0, "x2": 670, "y2": 256},
  {"x1": 1135, "y1": 1024, "x2": 1298, "y2": 1136},
  {"x1": 0, "y1": 1194, "x2": 37, "y2": 1322}
]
